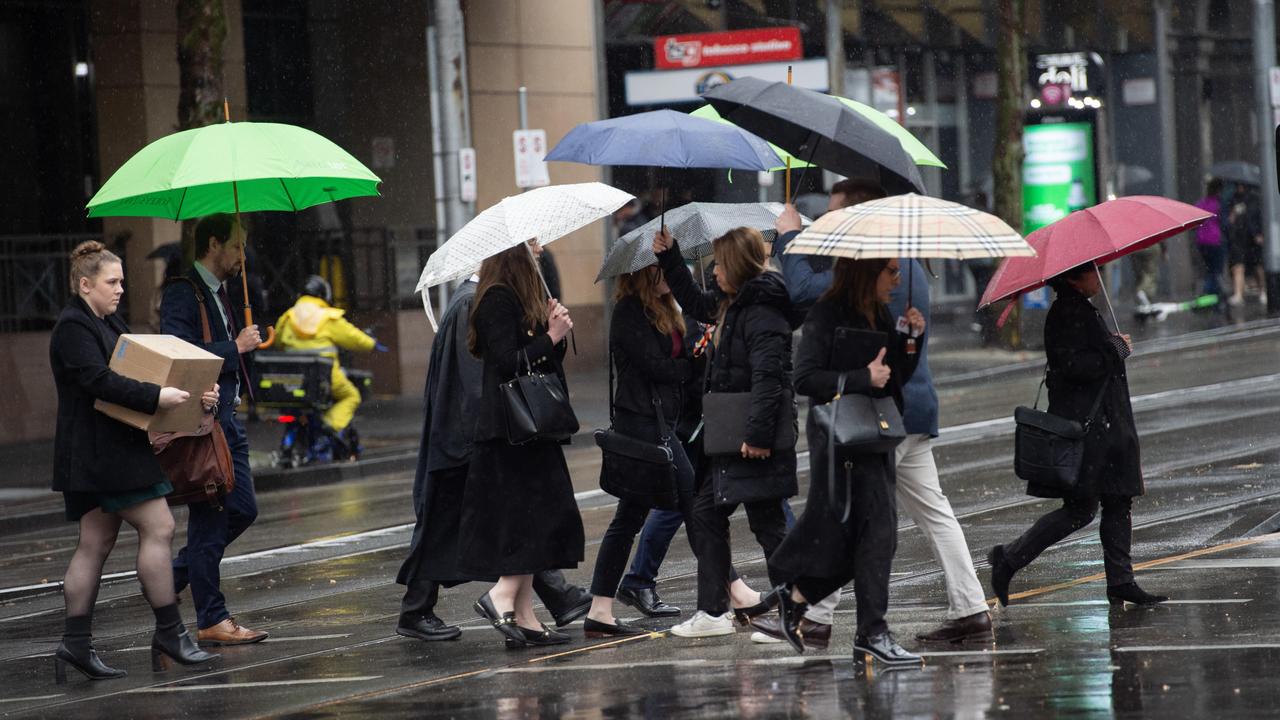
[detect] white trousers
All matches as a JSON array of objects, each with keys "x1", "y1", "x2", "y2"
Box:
[{"x1": 805, "y1": 434, "x2": 988, "y2": 624}]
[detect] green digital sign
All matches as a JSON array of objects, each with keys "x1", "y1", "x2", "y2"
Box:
[{"x1": 1022, "y1": 122, "x2": 1097, "y2": 234}]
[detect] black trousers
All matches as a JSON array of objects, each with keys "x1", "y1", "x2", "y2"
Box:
[
  {"x1": 1003, "y1": 494, "x2": 1135, "y2": 587},
  {"x1": 690, "y1": 460, "x2": 788, "y2": 616},
  {"x1": 789, "y1": 457, "x2": 897, "y2": 639},
  {"x1": 591, "y1": 410, "x2": 699, "y2": 598}
]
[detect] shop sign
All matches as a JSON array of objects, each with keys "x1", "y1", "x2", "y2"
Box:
[
  {"x1": 625, "y1": 58, "x2": 827, "y2": 107},
  {"x1": 1022, "y1": 122, "x2": 1097, "y2": 233},
  {"x1": 458, "y1": 148, "x2": 477, "y2": 202},
  {"x1": 655, "y1": 27, "x2": 802, "y2": 70},
  {"x1": 513, "y1": 130, "x2": 550, "y2": 189},
  {"x1": 1035, "y1": 52, "x2": 1091, "y2": 93}
]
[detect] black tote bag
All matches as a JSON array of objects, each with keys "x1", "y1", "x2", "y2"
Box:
[
  {"x1": 500, "y1": 349, "x2": 579, "y2": 445},
  {"x1": 701, "y1": 390, "x2": 797, "y2": 457}
]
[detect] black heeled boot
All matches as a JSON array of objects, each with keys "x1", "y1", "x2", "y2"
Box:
[
  {"x1": 151, "y1": 604, "x2": 219, "y2": 671},
  {"x1": 773, "y1": 585, "x2": 809, "y2": 655},
  {"x1": 54, "y1": 614, "x2": 126, "y2": 683}
]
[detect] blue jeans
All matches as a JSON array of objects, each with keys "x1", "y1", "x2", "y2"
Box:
[
  {"x1": 1199, "y1": 243, "x2": 1225, "y2": 297},
  {"x1": 173, "y1": 410, "x2": 259, "y2": 629}
]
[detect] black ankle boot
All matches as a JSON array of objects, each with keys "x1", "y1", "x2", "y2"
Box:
[
  {"x1": 55, "y1": 615, "x2": 126, "y2": 683},
  {"x1": 1107, "y1": 582, "x2": 1168, "y2": 606},
  {"x1": 773, "y1": 585, "x2": 809, "y2": 655},
  {"x1": 988, "y1": 546, "x2": 1014, "y2": 607},
  {"x1": 152, "y1": 605, "x2": 219, "y2": 671}
]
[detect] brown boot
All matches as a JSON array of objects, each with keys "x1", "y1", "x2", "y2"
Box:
[
  {"x1": 197, "y1": 618, "x2": 269, "y2": 646},
  {"x1": 914, "y1": 611, "x2": 993, "y2": 644},
  {"x1": 750, "y1": 614, "x2": 832, "y2": 649}
]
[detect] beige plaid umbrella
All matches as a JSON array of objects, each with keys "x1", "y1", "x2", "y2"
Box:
[{"x1": 783, "y1": 193, "x2": 1034, "y2": 260}]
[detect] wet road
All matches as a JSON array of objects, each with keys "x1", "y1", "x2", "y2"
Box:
[{"x1": 3, "y1": 321, "x2": 1280, "y2": 718}]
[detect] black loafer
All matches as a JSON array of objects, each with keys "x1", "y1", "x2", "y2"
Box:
[
  {"x1": 474, "y1": 592, "x2": 524, "y2": 644},
  {"x1": 854, "y1": 632, "x2": 923, "y2": 667},
  {"x1": 396, "y1": 614, "x2": 462, "y2": 642},
  {"x1": 616, "y1": 587, "x2": 681, "y2": 618},
  {"x1": 583, "y1": 617, "x2": 648, "y2": 638},
  {"x1": 519, "y1": 624, "x2": 572, "y2": 646}
]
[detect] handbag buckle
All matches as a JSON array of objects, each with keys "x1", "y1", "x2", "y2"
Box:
[{"x1": 878, "y1": 418, "x2": 889, "y2": 431}]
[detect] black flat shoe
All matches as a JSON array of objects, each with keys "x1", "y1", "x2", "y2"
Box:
[
  {"x1": 474, "y1": 592, "x2": 525, "y2": 644},
  {"x1": 396, "y1": 614, "x2": 462, "y2": 642},
  {"x1": 854, "y1": 632, "x2": 923, "y2": 667},
  {"x1": 583, "y1": 617, "x2": 647, "y2": 639},
  {"x1": 54, "y1": 641, "x2": 127, "y2": 683},
  {"x1": 988, "y1": 545, "x2": 1013, "y2": 607},
  {"x1": 616, "y1": 587, "x2": 681, "y2": 618},
  {"x1": 152, "y1": 626, "x2": 219, "y2": 671},
  {"x1": 773, "y1": 585, "x2": 809, "y2": 655},
  {"x1": 1107, "y1": 582, "x2": 1168, "y2": 606},
  {"x1": 732, "y1": 588, "x2": 780, "y2": 627},
  {"x1": 518, "y1": 624, "x2": 572, "y2": 646}
]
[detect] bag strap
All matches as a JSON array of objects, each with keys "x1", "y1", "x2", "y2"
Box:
[
  {"x1": 164, "y1": 276, "x2": 213, "y2": 344},
  {"x1": 607, "y1": 348, "x2": 615, "y2": 425},
  {"x1": 1034, "y1": 361, "x2": 1112, "y2": 430},
  {"x1": 829, "y1": 374, "x2": 852, "y2": 524}
]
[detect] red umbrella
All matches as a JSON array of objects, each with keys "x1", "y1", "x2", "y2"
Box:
[{"x1": 979, "y1": 196, "x2": 1213, "y2": 321}]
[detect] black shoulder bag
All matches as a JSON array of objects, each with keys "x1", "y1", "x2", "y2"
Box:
[
  {"x1": 593, "y1": 352, "x2": 680, "y2": 510},
  {"x1": 698, "y1": 315, "x2": 796, "y2": 456},
  {"x1": 500, "y1": 348, "x2": 579, "y2": 445},
  {"x1": 810, "y1": 372, "x2": 907, "y2": 522},
  {"x1": 1013, "y1": 365, "x2": 1110, "y2": 492}
]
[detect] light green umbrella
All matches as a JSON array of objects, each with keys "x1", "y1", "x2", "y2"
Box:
[
  {"x1": 87, "y1": 109, "x2": 381, "y2": 342},
  {"x1": 87, "y1": 120, "x2": 381, "y2": 220},
  {"x1": 691, "y1": 98, "x2": 946, "y2": 170}
]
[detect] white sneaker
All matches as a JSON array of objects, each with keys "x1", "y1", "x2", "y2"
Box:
[
  {"x1": 1228, "y1": 294, "x2": 1244, "y2": 307},
  {"x1": 1260, "y1": 293, "x2": 1268, "y2": 306},
  {"x1": 1136, "y1": 290, "x2": 1150, "y2": 308},
  {"x1": 750, "y1": 631, "x2": 784, "y2": 644},
  {"x1": 668, "y1": 610, "x2": 734, "y2": 638}
]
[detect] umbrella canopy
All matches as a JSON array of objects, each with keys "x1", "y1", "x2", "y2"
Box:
[
  {"x1": 783, "y1": 194, "x2": 1031, "y2": 261},
  {"x1": 544, "y1": 109, "x2": 780, "y2": 171},
  {"x1": 417, "y1": 182, "x2": 633, "y2": 302},
  {"x1": 979, "y1": 196, "x2": 1213, "y2": 309},
  {"x1": 1207, "y1": 161, "x2": 1261, "y2": 186},
  {"x1": 86, "y1": 121, "x2": 381, "y2": 219},
  {"x1": 689, "y1": 105, "x2": 811, "y2": 173},
  {"x1": 702, "y1": 77, "x2": 926, "y2": 195},
  {"x1": 597, "y1": 202, "x2": 808, "y2": 281}
]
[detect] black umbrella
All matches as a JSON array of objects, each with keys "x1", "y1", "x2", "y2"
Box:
[
  {"x1": 702, "y1": 77, "x2": 926, "y2": 196},
  {"x1": 1208, "y1": 161, "x2": 1261, "y2": 186}
]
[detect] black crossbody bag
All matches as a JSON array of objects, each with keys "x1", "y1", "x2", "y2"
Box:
[
  {"x1": 1013, "y1": 365, "x2": 1110, "y2": 492},
  {"x1": 593, "y1": 352, "x2": 680, "y2": 510}
]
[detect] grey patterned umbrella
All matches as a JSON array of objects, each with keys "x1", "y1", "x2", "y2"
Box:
[{"x1": 596, "y1": 201, "x2": 809, "y2": 281}]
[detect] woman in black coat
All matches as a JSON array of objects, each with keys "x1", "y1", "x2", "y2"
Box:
[
  {"x1": 50, "y1": 242, "x2": 217, "y2": 682},
  {"x1": 458, "y1": 240, "x2": 585, "y2": 648},
  {"x1": 768, "y1": 257, "x2": 926, "y2": 667},
  {"x1": 988, "y1": 262, "x2": 1167, "y2": 607},
  {"x1": 651, "y1": 227, "x2": 797, "y2": 638}
]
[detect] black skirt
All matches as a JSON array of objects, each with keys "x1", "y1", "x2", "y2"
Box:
[{"x1": 457, "y1": 439, "x2": 585, "y2": 577}]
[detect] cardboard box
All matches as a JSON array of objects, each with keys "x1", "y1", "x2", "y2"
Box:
[{"x1": 94, "y1": 334, "x2": 223, "y2": 434}]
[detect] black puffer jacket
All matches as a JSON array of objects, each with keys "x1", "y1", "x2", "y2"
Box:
[
  {"x1": 657, "y1": 239, "x2": 798, "y2": 502},
  {"x1": 610, "y1": 294, "x2": 692, "y2": 422}
]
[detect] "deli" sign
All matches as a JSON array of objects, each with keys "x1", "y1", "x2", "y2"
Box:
[{"x1": 655, "y1": 27, "x2": 802, "y2": 70}]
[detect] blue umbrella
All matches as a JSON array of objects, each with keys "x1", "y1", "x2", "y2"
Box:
[{"x1": 545, "y1": 109, "x2": 781, "y2": 170}]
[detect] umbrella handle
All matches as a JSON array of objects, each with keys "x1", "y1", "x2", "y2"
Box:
[
  {"x1": 258, "y1": 326, "x2": 277, "y2": 349},
  {"x1": 1094, "y1": 262, "x2": 1122, "y2": 333}
]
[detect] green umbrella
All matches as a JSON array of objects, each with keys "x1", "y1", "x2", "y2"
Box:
[
  {"x1": 690, "y1": 98, "x2": 946, "y2": 170},
  {"x1": 87, "y1": 109, "x2": 381, "y2": 342},
  {"x1": 87, "y1": 121, "x2": 381, "y2": 220}
]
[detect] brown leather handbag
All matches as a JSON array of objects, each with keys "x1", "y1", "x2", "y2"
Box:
[{"x1": 150, "y1": 277, "x2": 236, "y2": 508}]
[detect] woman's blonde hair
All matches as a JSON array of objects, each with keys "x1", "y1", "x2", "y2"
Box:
[
  {"x1": 615, "y1": 265, "x2": 683, "y2": 337},
  {"x1": 468, "y1": 242, "x2": 548, "y2": 356},
  {"x1": 69, "y1": 240, "x2": 121, "y2": 293},
  {"x1": 821, "y1": 257, "x2": 890, "y2": 327}
]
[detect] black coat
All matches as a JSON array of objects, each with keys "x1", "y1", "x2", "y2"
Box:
[
  {"x1": 609, "y1": 294, "x2": 692, "y2": 422},
  {"x1": 420, "y1": 281, "x2": 482, "y2": 475},
  {"x1": 469, "y1": 285, "x2": 569, "y2": 443},
  {"x1": 1035, "y1": 287, "x2": 1143, "y2": 499},
  {"x1": 49, "y1": 297, "x2": 164, "y2": 494},
  {"x1": 657, "y1": 239, "x2": 797, "y2": 502},
  {"x1": 792, "y1": 300, "x2": 919, "y2": 412}
]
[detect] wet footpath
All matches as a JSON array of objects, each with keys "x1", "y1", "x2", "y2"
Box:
[{"x1": 3, "y1": 308, "x2": 1280, "y2": 718}]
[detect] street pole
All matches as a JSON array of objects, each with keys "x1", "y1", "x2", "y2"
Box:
[
  {"x1": 432, "y1": 0, "x2": 470, "y2": 260},
  {"x1": 1154, "y1": 0, "x2": 1177, "y2": 202},
  {"x1": 426, "y1": 26, "x2": 449, "y2": 311},
  {"x1": 1253, "y1": 0, "x2": 1280, "y2": 314}
]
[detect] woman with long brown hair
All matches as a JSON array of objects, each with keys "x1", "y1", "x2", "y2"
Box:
[
  {"x1": 651, "y1": 226, "x2": 798, "y2": 638},
  {"x1": 583, "y1": 265, "x2": 700, "y2": 636},
  {"x1": 767, "y1": 257, "x2": 926, "y2": 667},
  {"x1": 457, "y1": 239, "x2": 585, "y2": 648}
]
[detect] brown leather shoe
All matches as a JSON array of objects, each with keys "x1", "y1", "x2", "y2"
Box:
[
  {"x1": 750, "y1": 614, "x2": 832, "y2": 649},
  {"x1": 914, "y1": 611, "x2": 993, "y2": 644},
  {"x1": 197, "y1": 618, "x2": 268, "y2": 646}
]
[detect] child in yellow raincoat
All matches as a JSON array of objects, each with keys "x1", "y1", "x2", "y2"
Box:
[{"x1": 273, "y1": 276, "x2": 377, "y2": 432}]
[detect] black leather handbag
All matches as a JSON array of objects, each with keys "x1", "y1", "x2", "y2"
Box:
[
  {"x1": 810, "y1": 372, "x2": 906, "y2": 521},
  {"x1": 1013, "y1": 367, "x2": 1109, "y2": 492},
  {"x1": 594, "y1": 354, "x2": 680, "y2": 510},
  {"x1": 701, "y1": 390, "x2": 797, "y2": 457},
  {"x1": 500, "y1": 349, "x2": 579, "y2": 445}
]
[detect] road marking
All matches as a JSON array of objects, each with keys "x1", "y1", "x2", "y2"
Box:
[
  {"x1": 1145, "y1": 558, "x2": 1280, "y2": 569},
  {"x1": 0, "y1": 694, "x2": 63, "y2": 704},
  {"x1": 1007, "y1": 599, "x2": 1252, "y2": 607},
  {"x1": 1114, "y1": 644, "x2": 1280, "y2": 653},
  {"x1": 129, "y1": 676, "x2": 381, "y2": 692}
]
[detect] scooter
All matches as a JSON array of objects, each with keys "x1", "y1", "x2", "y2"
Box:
[{"x1": 253, "y1": 350, "x2": 373, "y2": 468}]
